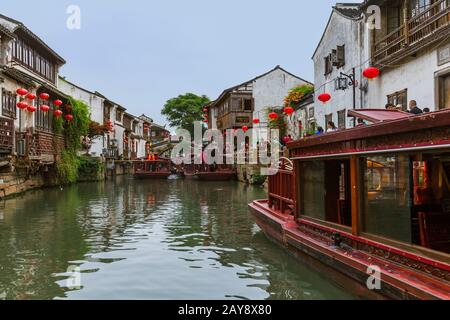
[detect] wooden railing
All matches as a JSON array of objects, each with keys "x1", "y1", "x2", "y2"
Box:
[
  {"x1": 373, "y1": 0, "x2": 449, "y2": 64},
  {"x1": 268, "y1": 157, "x2": 296, "y2": 216}
]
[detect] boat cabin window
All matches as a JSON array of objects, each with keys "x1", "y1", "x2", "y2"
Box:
[
  {"x1": 361, "y1": 155, "x2": 412, "y2": 243},
  {"x1": 300, "y1": 159, "x2": 352, "y2": 227},
  {"x1": 360, "y1": 153, "x2": 450, "y2": 254}
]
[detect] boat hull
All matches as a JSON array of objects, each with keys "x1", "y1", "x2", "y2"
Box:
[
  {"x1": 195, "y1": 171, "x2": 236, "y2": 181},
  {"x1": 134, "y1": 172, "x2": 172, "y2": 179},
  {"x1": 249, "y1": 200, "x2": 450, "y2": 300}
]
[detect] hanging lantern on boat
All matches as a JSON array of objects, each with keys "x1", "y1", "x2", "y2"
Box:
[
  {"x1": 26, "y1": 93, "x2": 37, "y2": 101},
  {"x1": 65, "y1": 114, "x2": 73, "y2": 121},
  {"x1": 39, "y1": 105, "x2": 50, "y2": 112},
  {"x1": 242, "y1": 126, "x2": 249, "y2": 132},
  {"x1": 26, "y1": 105, "x2": 37, "y2": 112},
  {"x1": 269, "y1": 112, "x2": 278, "y2": 120},
  {"x1": 252, "y1": 118, "x2": 260, "y2": 124},
  {"x1": 16, "y1": 102, "x2": 28, "y2": 110},
  {"x1": 16, "y1": 88, "x2": 28, "y2": 96},
  {"x1": 39, "y1": 93, "x2": 50, "y2": 100},
  {"x1": 318, "y1": 93, "x2": 331, "y2": 104},
  {"x1": 53, "y1": 109, "x2": 63, "y2": 117},
  {"x1": 363, "y1": 67, "x2": 380, "y2": 80},
  {"x1": 53, "y1": 99, "x2": 63, "y2": 107},
  {"x1": 284, "y1": 106, "x2": 294, "y2": 116}
]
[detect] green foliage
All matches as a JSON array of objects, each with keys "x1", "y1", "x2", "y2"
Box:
[
  {"x1": 55, "y1": 97, "x2": 93, "y2": 184},
  {"x1": 56, "y1": 151, "x2": 80, "y2": 184},
  {"x1": 266, "y1": 108, "x2": 287, "y2": 139},
  {"x1": 78, "y1": 155, "x2": 104, "y2": 180},
  {"x1": 65, "y1": 97, "x2": 90, "y2": 152},
  {"x1": 161, "y1": 93, "x2": 210, "y2": 135},
  {"x1": 284, "y1": 84, "x2": 314, "y2": 108},
  {"x1": 252, "y1": 173, "x2": 267, "y2": 186}
]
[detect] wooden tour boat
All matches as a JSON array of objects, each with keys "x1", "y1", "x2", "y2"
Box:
[
  {"x1": 194, "y1": 164, "x2": 237, "y2": 181},
  {"x1": 249, "y1": 109, "x2": 450, "y2": 300},
  {"x1": 134, "y1": 158, "x2": 174, "y2": 179}
]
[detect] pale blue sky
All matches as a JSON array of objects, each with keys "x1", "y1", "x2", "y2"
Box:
[{"x1": 1, "y1": 0, "x2": 359, "y2": 125}]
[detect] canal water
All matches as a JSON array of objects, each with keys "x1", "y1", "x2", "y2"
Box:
[{"x1": 0, "y1": 177, "x2": 361, "y2": 300}]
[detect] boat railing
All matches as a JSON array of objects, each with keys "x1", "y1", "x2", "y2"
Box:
[{"x1": 268, "y1": 157, "x2": 296, "y2": 216}]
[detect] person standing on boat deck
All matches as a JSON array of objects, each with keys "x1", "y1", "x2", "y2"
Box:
[
  {"x1": 327, "y1": 121, "x2": 337, "y2": 133},
  {"x1": 423, "y1": 108, "x2": 431, "y2": 113},
  {"x1": 408, "y1": 100, "x2": 423, "y2": 115}
]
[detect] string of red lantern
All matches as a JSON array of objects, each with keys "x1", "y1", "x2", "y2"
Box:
[
  {"x1": 242, "y1": 126, "x2": 249, "y2": 132},
  {"x1": 269, "y1": 112, "x2": 278, "y2": 120},
  {"x1": 284, "y1": 106, "x2": 294, "y2": 116},
  {"x1": 252, "y1": 118, "x2": 260, "y2": 124}
]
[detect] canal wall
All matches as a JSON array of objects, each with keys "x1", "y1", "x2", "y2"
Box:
[
  {"x1": 0, "y1": 156, "x2": 107, "y2": 199},
  {"x1": 0, "y1": 161, "x2": 58, "y2": 198}
]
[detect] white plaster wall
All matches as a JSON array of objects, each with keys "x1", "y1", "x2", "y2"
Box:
[
  {"x1": 367, "y1": 50, "x2": 450, "y2": 111},
  {"x1": 313, "y1": 11, "x2": 368, "y2": 129},
  {"x1": 114, "y1": 124, "x2": 125, "y2": 156},
  {"x1": 58, "y1": 78, "x2": 105, "y2": 156},
  {"x1": 252, "y1": 68, "x2": 310, "y2": 122}
]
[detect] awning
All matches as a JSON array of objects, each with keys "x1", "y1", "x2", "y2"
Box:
[{"x1": 348, "y1": 109, "x2": 412, "y2": 123}]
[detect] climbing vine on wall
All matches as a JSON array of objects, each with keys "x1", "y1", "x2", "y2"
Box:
[{"x1": 55, "y1": 97, "x2": 91, "y2": 184}]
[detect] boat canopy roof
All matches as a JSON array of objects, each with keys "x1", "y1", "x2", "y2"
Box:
[
  {"x1": 348, "y1": 109, "x2": 412, "y2": 123},
  {"x1": 289, "y1": 109, "x2": 450, "y2": 159}
]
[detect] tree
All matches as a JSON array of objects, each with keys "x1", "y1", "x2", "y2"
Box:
[{"x1": 161, "y1": 93, "x2": 210, "y2": 135}]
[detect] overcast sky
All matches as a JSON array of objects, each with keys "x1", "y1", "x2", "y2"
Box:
[{"x1": 1, "y1": 0, "x2": 359, "y2": 126}]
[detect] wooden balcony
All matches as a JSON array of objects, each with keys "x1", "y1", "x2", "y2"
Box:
[
  {"x1": 15, "y1": 130, "x2": 64, "y2": 164},
  {"x1": 373, "y1": 0, "x2": 450, "y2": 65}
]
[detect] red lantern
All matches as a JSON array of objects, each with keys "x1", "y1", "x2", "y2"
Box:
[
  {"x1": 242, "y1": 126, "x2": 249, "y2": 132},
  {"x1": 27, "y1": 105, "x2": 37, "y2": 113},
  {"x1": 65, "y1": 114, "x2": 73, "y2": 121},
  {"x1": 363, "y1": 67, "x2": 380, "y2": 80},
  {"x1": 284, "y1": 106, "x2": 295, "y2": 115},
  {"x1": 53, "y1": 100, "x2": 63, "y2": 107},
  {"x1": 203, "y1": 120, "x2": 208, "y2": 123},
  {"x1": 39, "y1": 93, "x2": 50, "y2": 100},
  {"x1": 40, "y1": 105, "x2": 50, "y2": 112},
  {"x1": 203, "y1": 108, "x2": 209, "y2": 112},
  {"x1": 53, "y1": 110, "x2": 63, "y2": 117},
  {"x1": 16, "y1": 88, "x2": 28, "y2": 96},
  {"x1": 16, "y1": 102, "x2": 28, "y2": 109},
  {"x1": 26, "y1": 93, "x2": 37, "y2": 100},
  {"x1": 253, "y1": 118, "x2": 260, "y2": 124},
  {"x1": 269, "y1": 112, "x2": 278, "y2": 120},
  {"x1": 318, "y1": 93, "x2": 331, "y2": 104},
  {"x1": 283, "y1": 136, "x2": 291, "y2": 143}
]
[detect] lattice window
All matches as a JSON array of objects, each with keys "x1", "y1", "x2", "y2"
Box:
[{"x1": 2, "y1": 89, "x2": 17, "y2": 119}]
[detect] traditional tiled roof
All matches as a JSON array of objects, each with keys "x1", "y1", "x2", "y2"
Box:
[
  {"x1": 1, "y1": 66, "x2": 37, "y2": 87},
  {"x1": 210, "y1": 65, "x2": 312, "y2": 108},
  {"x1": 333, "y1": 4, "x2": 362, "y2": 19},
  {"x1": 0, "y1": 23, "x2": 14, "y2": 38},
  {"x1": 0, "y1": 14, "x2": 65, "y2": 64}
]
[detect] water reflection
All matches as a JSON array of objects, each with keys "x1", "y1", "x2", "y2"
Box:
[{"x1": 0, "y1": 177, "x2": 358, "y2": 300}]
